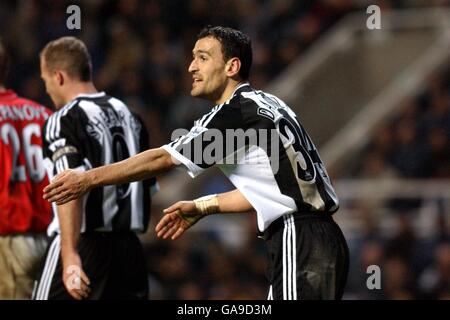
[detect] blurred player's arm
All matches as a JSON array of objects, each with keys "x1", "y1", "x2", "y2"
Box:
[
  {"x1": 57, "y1": 200, "x2": 91, "y2": 300},
  {"x1": 155, "y1": 189, "x2": 254, "y2": 240},
  {"x1": 44, "y1": 148, "x2": 175, "y2": 205}
]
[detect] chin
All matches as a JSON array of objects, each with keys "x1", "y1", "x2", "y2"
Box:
[{"x1": 190, "y1": 88, "x2": 202, "y2": 98}]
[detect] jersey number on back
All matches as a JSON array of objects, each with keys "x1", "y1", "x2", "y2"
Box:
[
  {"x1": 112, "y1": 132, "x2": 131, "y2": 199},
  {"x1": 252, "y1": 91, "x2": 316, "y2": 183},
  {"x1": 1, "y1": 123, "x2": 46, "y2": 183}
]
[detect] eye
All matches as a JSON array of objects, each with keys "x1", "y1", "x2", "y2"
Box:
[{"x1": 199, "y1": 55, "x2": 207, "y2": 61}]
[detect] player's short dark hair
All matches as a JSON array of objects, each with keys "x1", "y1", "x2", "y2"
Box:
[
  {"x1": 0, "y1": 39, "x2": 9, "y2": 85},
  {"x1": 197, "y1": 26, "x2": 252, "y2": 80},
  {"x1": 40, "y1": 36, "x2": 92, "y2": 82}
]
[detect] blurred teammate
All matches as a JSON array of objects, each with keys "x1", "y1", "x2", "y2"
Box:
[
  {"x1": 43, "y1": 27, "x2": 349, "y2": 300},
  {"x1": 0, "y1": 40, "x2": 52, "y2": 299},
  {"x1": 33, "y1": 37, "x2": 157, "y2": 300}
]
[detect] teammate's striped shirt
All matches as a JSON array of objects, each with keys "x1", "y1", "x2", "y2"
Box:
[
  {"x1": 43, "y1": 92, "x2": 157, "y2": 236},
  {"x1": 163, "y1": 83, "x2": 338, "y2": 232}
]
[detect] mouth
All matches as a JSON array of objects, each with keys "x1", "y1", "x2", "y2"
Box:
[{"x1": 192, "y1": 77, "x2": 202, "y2": 86}]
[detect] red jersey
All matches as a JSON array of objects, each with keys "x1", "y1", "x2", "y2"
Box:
[{"x1": 0, "y1": 90, "x2": 52, "y2": 234}]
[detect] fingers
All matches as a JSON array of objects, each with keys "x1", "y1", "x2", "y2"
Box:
[
  {"x1": 50, "y1": 190, "x2": 70, "y2": 204},
  {"x1": 155, "y1": 214, "x2": 178, "y2": 237},
  {"x1": 156, "y1": 212, "x2": 188, "y2": 240},
  {"x1": 156, "y1": 220, "x2": 174, "y2": 238},
  {"x1": 155, "y1": 213, "x2": 177, "y2": 235},
  {"x1": 43, "y1": 183, "x2": 65, "y2": 200},
  {"x1": 43, "y1": 170, "x2": 82, "y2": 203},
  {"x1": 69, "y1": 282, "x2": 91, "y2": 300},
  {"x1": 43, "y1": 170, "x2": 69, "y2": 194},
  {"x1": 171, "y1": 224, "x2": 187, "y2": 240},
  {"x1": 163, "y1": 201, "x2": 182, "y2": 214},
  {"x1": 44, "y1": 185, "x2": 70, "y2": 203},
  {"x1": 68, "y1": 289, "x2": 84, "y2": 300},
  {"x1": 65, "y1": 282, "x2": 91, "y2": 300},
  {"x1": 157, "y1": 206, "x2": 196, "y2": 240},
  {"x1": 159, "y1": 218, "x2": 178, "y2": 239},
  {"x1": 80, "y1": 270, "x2": 91, "y2": 287},
  {"x1": 55, "y1": 195, "x2": 75, "y2": 206},
  {"x1": 163, "y1": 219, "x2": 182, "y2": 239},
  {"x1": 43, "y1": 180, "x2": 63, "y2": 197}
]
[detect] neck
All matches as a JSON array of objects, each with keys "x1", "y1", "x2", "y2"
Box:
[
  {"x1": 64, "y1": 82, "x2": 98, "y2": 103},
  {"x1": 213, "y1": 79, "x2": 246, "y2": 105},
  {"x1": 0, "y1": 85, "x2": 6, "y2": 93}
]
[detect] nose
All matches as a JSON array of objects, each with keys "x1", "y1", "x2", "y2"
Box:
[{"x1": 188, "y1": 59, "x2": 197, "y2": 73}]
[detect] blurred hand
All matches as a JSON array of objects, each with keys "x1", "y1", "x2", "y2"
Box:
[
  {"x1": 61, "y1": 250, "x2": 91, "y2": 300},
  {"x1": 43, "y1": 169, "x2": 90, "y2": 205},
  {"x1": 155, "y1": 201, "x2": 203, "y2": 240}
]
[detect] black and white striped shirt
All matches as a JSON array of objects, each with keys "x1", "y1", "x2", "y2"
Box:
[
  {"x1": 43, "y1": 92, "x2": 157, "y2": 235},
  {"x1": 163, "y1": 83, "x2": 338, "y2": 232}
]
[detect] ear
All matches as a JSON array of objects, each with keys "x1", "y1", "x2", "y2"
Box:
[
  {"x1": 225, "y1": 57, "x2": 241, "y2": 78},
  {"x1": 55, "y1": 70, "x2": 64, "y2": 86}
]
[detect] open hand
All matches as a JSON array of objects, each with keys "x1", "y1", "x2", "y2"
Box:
[{"x1": 155, "y1": 201, "x2": 203, "y2": 240}]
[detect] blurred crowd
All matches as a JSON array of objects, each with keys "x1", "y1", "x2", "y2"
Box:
[
  {"x1": 0, "y1": 0, "x2": 363, "y2": 147},
  {"x1": 353, "y1": 66, "x2": 450, "y2": 180},
  {"x1": 1, "y1": 0, "x2": 449, "y2": 299},
  {"x1": 344, "y1": 64, "x2": 450, "y2": 299}
]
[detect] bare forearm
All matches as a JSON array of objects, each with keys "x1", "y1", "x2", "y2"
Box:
[
  {"x1": 216, "y1": 189, "x2": 254, "y2": 213},
  {"x1": 57, "y1": 200, "x2": 82, "y2": 253},
  {"x1": 87, "y1": 147, "x2": 174, "y2": 188}
]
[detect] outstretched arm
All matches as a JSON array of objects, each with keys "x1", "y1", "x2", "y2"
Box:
[
  {"x1": 155, "y1": 189, "x2": 254, "y2": 240},
  {"x1": 43, "y1": 147, "x2": 175, "y2": 205},
  {"x1": 216, "y1": 189, "x2": 254, "y2": 213}
]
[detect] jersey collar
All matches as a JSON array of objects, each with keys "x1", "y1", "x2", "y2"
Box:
[
  {"x1": 75, "y1": 91, "x2": 106, "y2": 99},
  {"x1": 0, "y1": 89, "x2": 18, "y2": 100},
  {"x1": 225, "y1": 82, "x2": 251, "y2": 104}
]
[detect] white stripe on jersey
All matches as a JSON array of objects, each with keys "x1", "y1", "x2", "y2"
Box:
[
  {"x1": 201, "y1": 104, "x2": 224, "y2": 128},
  {"x1": 282, "y1": 214, "x2": 297, "y2": 300},
  {"x1": 291, "y1": 215, "x2": 297, "y2": 299},
  {"x1": 282, "y1": 215, "x2": 287, "y2": 300},
  {"x1": 77, "y1": 100, "x2": 118, "y2": 231},
  {"x1": 108, "y1": 97, "x2": 144, "y2": 231},
  {"x1": 267, "y1": 285, "x2": 273, "y2": 300},
  {"x1": 34, "y1": 235, "x2": 60, "y2": 300}
]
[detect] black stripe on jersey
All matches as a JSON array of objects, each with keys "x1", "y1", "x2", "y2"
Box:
[
  {"x1": 112, "y1": 199, "x2": 132, "y2": 231},
  {"x1": 85, "y1": 186, "x2": 105, "y2": 230},
  {"x1": 239, "y1": 97, "x2": 307, "y2": 209},
  {"x1": 303, "y1": 132, "x2": 338, "y2": 212},
  {"x1": 314, "y1": 166, "x2": 338, "y2": 212}
]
